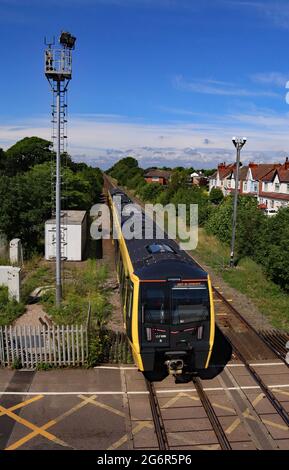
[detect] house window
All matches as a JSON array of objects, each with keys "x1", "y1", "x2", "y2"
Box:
[
  {"x1": 254, "y1": 183, "x2": 258, "y2": 192},
  {"x1": 264, "y1": 182, "x2": 268, "y2": 191},
  {"x1": 227, "y1": 180, "x2": 231, "y2": 188},
  {"x1": 152, "y1": 177, "x2": 159, "y2": 182},
  {"x1": 275, "y1": 183, "x2": 280, "y2": 192},
  {"x1": 270, "y1": 200, "x2": 274, "y2": 208},
  {"x1": 243, "y1": 182, "x2": 247, "y2": 191},
  {"x1": 287, "y1": 184, "x2": 289, "y2": 193}
]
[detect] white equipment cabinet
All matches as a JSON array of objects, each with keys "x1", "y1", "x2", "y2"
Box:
[
  {"x1": 10, "y1": 238, "x2": 22, "y2": 264},
  {"x1": 0, "y1": 266, "x2": 21, "y2": 302},
  {"x1": 45, "y1": 211, "x2": 87, "y2": 262}
]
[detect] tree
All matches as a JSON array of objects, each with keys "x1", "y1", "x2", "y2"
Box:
[
  {"x1": 4, "y1": 137, "x2": 53, "y2": 176},
  {"x1": 0, "y1": 148, "x2": 6, "y2": 174},
  {"x1": 0, "y1": 161, "x2": 104, "y2": 254},
  {"x1": 107, "y1": 156, "x2": 143, "y2": 186},
  {"x1": 209, "y1": 188, "x2": 224, "y2": 205},
  {"x1": 171, "y1": 187, "x2": 209, "y2": 226},
  {"x1": 255, "y1": 207, "x2": 289, "y2": 291},
  {"x1": 169, "y1": 170, "x2": 188, "y2": 192},
  {"x1": 206, "y1": 195, "x2": 266, "y2": 258},
  {"x1": 138, "y1": 183, "x2": 164, "y2": 202}
]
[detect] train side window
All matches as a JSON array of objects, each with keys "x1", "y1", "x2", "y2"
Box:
[
  {"x1": 119, "y1": 261, "x2": 126, "y2": 303},
  {"x1": 126, "y1": 281, "x2": 133, "y2": 341},
  {"x1": 123, "y1": 276, "x2": 128, "y2": 309}
]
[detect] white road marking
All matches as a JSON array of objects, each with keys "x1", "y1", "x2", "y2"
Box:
[
  {"x1": 227, "y1": 362, "x2": 285, "y2": 367},
  {"x1": 94, "y1": 366, "x2": 137, "y2": 370},
  {"x1": 1, "y1": 384, "x2": 289, "y2": 396}
]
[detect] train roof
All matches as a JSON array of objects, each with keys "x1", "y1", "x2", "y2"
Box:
[{"x1": 109, "y1": 187, "x2": 208, "y2": 281}]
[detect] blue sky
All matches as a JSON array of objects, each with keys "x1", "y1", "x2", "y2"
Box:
[{"x1": 1, "y1": 0, "x2": 289, "y2": 168}]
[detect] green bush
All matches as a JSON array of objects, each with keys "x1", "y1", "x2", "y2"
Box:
[
  {"x1": 11, "y1": 356, "x2": 22, "y2": 370},
  {"x1": 43, "y1": 260, "x2": 112, "y2": 327},
  {"x1": 171, "y1": 187, "x2": 209, "y2": 226},
  {"x1": 36, "y1": 362, "x2": 54, "y2": 371},
  {"x1": 209, "y1": 187, "x2": 224, "y2": 205},
  {"x1": 0, "y1": 286, "x2": 25, "y2": 326},
  {"x1": 206, "y1": 196, "x2": 266, "y2": 258},
  {"x1": 137, "y1": 183, "x2": 164, "y2": 202},
  {"x1": 87, "y1": 329, "x2": 110, "y2": 367}
]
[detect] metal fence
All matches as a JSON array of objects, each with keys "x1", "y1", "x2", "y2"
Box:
[{"x1": 0, "y1": 325, "x2": 88, "y2": 368}]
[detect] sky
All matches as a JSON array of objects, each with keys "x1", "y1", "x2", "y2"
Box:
[{"x1": 1, "y1": 0, "x2": 289, "y2": 169}]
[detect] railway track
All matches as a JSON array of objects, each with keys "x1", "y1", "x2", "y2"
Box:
[
  {"x1": 145, "y1": 379, "x2": 169, "y2": 450},
  {"x1": 192, "y1": 376, "x2": 232, "y2": 450},
  {"x1": 104, "y1": 175, "x2": 289, "y2": 449},
  {"x1": 213, "y1": 287, "x2": 289, "y2": 363},
  {"x1": 145, "y1": 376, "x2": 232, "y2": 450}
]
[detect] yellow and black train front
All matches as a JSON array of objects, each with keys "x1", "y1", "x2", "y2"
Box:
[{"x1": 108, "y1": 188, "x2": 215, "y2": 376}]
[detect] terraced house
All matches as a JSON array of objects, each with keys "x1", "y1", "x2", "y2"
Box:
[
  {"x1": 209, "y1": 158, "x2": 289, "y2": 213},
  {"x1": 209, "y1": 162, "x2": 248, "y2": 195},
  {"x1": 258, "y1": 158, "x2": 289, "y2": 211}
]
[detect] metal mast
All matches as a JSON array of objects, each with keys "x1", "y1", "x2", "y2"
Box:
[
  {"x1": 230, "y1": 137, "x2": 247, "y2": 268},
  {"x1": 45, "y1": 32, "x2": 76, "y2": 306}
]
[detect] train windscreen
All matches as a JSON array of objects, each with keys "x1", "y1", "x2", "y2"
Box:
[
  {"x1": 143, "y1": 286, "x2": 169, "y2": 324},
  {"x1": 171, "y1": 284, "x2": 209, "y2": 324}
]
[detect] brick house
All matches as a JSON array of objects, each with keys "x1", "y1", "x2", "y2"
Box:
[
  {"x1": 144, "y1": 169, "x2": 172, "y2": 185},
  {"x1": 189, "y1": 172, "x2": 209, "y2": 187}
]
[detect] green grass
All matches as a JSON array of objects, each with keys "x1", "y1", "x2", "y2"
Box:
[
  {"x1": 42, "y1": 260, "x2": 112, "y2": 327},
  {"x1": 0, "y1": 257, "x2": 10, "y2": 266},
  {"x1": 21, "y1": 264, "x2": 54, "y2": 303},
  {"x1": 192, "y1": 228, "x2": 289, "y2": 331},
  {"x1": 0, "y1": 286, "x2": 25, "y2": 326}
]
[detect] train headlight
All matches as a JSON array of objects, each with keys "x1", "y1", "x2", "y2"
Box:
[{"x1": 197, "y1": 326, "x2": 203, "y2": 340}]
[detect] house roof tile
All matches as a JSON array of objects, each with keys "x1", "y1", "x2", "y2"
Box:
[
  {"x1": 259, "y1": 191, "x2": 289, "y2": 201},
  {"x1": 144, "y1": 169, "x2": 172, "y2": 178}
]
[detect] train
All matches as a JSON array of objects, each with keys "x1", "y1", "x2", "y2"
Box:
[{"x1": 107, "y1": 186, "x2": 215, "y2": 379}]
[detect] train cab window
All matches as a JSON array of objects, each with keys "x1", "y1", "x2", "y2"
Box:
[
  {"x1": 142, "y1": 286, "x2": 168, "y2": 324},
  {"x1": 171, "y1": 285, "x2": 209, "y2": 324}
]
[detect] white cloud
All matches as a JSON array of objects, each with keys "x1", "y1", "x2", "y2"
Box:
[
  {"x1": 225, "y1": 1, "x2": 289, "y2": 29},
  {"x1": 1, "y1": 110, "x2": 289, "y2": 168},
  {"x1": 173, "y1": 75, "x2": 279, "y2": 98},
  {"x1": 250, "y1": 72, "x2": 289, "y2": 88}
]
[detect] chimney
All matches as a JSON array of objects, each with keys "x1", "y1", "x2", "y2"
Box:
[
  {"x1": 284, "y1": 157, "x2": 289, "y2": 170},
  {"x1": 218, "y1": 162, "x2": 226, "y2": 170}
]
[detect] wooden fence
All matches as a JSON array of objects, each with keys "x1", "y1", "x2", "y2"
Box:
[{"x1": 0, "y1": 325, "x2": 88, "y2": 368}]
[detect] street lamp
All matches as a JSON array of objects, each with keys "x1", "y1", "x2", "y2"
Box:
[{"x1": 230, "y1": 137, "x2": 247, "y2": 268}]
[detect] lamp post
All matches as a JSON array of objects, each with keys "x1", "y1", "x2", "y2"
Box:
[{"x1": 230, "y1": 137, "x2": 247, "y2": 268}]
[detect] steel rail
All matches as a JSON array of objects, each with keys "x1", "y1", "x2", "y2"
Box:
[
  {"x1": 225, "y1": 336, "x2": 289, "y2": 428},
  {"x1": 213, "y1": 288, "x2": 288, "y2": 365},
  {"x1": 192, "y1": 376, "x2": 232, "y2": 450},
  {"x1": 145, "y1": 378, "x2": 169, "y2": 450}
]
